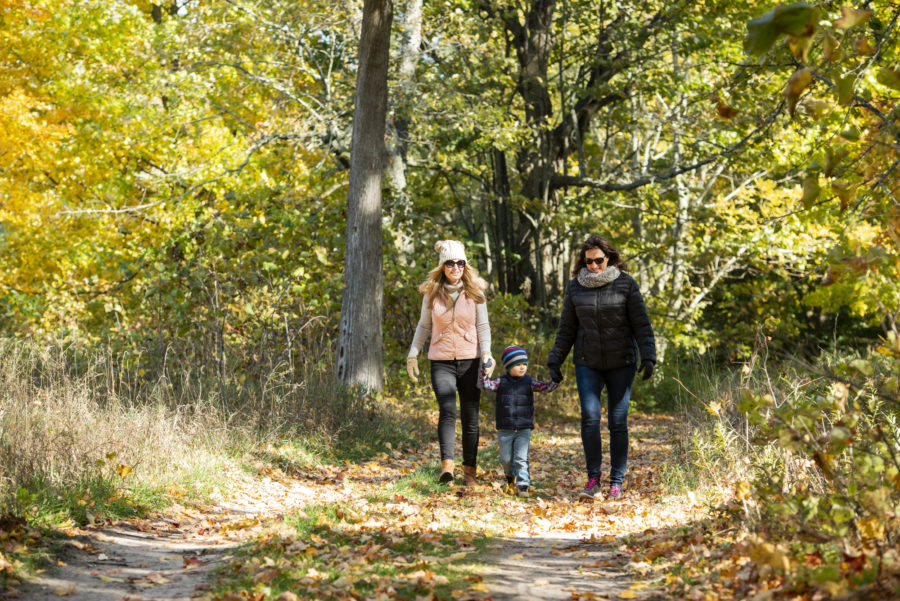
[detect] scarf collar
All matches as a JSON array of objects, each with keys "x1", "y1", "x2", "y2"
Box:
[
  {"x1": 577, "y1": 265, "x2": 621, "y2": 288},
  {"x1": 444, "y1": 281, "x2": 464, "y2": 294}
]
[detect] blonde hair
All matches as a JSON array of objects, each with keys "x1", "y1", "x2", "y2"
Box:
[{"x1": 419, "y1": 242, "x2": 487, "y2": 307}]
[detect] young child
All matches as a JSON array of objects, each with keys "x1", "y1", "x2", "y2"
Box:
[{"x1": 480, "y1": 345, "x2": 559, "y2": 494}]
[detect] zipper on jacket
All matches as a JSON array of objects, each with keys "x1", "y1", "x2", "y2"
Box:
[{"x1": 450, "y1": 293, "x2": 461, "y2": 359}]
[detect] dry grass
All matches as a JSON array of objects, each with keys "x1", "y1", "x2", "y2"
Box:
[
  {"x1": 0, "y1": 336, "x2": 428, "y2": 517},
  {"x1": 0, "y1": 340, "x2": 240, "y2": 512}
]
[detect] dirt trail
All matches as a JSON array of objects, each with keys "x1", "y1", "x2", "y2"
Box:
[
  {"x1": 483, "y1": 533, "x2": 636, "y2": 601},
  {"x1": 17, "y1": 416, "x2": 677, "y2": 601},
  {"x1": 21, "y1": 472, "x2": 326, "y2": 601}
]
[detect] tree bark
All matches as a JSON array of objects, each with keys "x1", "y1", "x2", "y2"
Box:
[
  {"x1": 387, "y1": 0, "x2": 422, "y2": 261},
  {"x1": 337, "y1": 0, "x2": 393, "y2": 391}
]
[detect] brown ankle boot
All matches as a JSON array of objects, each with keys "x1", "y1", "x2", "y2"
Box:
[
  {"x1": 463, "y1": 465, "x2": 477, "y2": 487},
  {"x1": 439, "y1": 459, "x2": 454, "y2": 484}
]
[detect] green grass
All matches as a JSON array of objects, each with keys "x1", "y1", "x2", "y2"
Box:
[
  {"x1": 367, "y1": 466, "x2": 453, "y2": 502},
  {"x1": 213, "y1": 503, "x2": 496, "y2": 601}
]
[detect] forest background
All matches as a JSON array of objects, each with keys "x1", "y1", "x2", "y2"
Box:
[{"x1": 1, "y1": 0, "x2": 900, "y2": 598}]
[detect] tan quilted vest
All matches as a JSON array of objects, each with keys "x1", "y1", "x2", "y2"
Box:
[{"x1": 427, "y1": 293, "x2": 479, "y2": 360}]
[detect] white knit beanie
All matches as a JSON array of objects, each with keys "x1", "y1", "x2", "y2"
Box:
[{"x1": 435, "y1": 240, "x2": 467, "y2": 266}]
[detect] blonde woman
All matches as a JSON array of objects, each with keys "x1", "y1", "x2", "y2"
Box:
[{"x1": 407, "y1": 240, "x2": 495, "y2": 485}]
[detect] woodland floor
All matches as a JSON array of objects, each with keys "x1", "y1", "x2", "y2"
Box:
[{"x1": 12, "y1": 413, "x2": 710, "y2": 601}]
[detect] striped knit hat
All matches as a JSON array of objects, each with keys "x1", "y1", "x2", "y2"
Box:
[{"x1": 501, "y1": 345, "x2": 528, "y2": 370}]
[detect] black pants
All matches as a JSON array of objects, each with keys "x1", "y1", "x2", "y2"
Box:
[{"x1": 430, "y1": 359, "x2": 481, "y2": 467}]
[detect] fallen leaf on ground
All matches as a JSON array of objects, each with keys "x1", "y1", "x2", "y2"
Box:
[
  {"x1": 145, "y1": 573, "x2": 173, "y2": 585},
  {"x1": 52, "y1": 585, "x2": 76, "y2": 596}
]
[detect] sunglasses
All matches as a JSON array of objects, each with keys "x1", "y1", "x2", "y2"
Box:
[
  {"x1": 444, "y1": 260, "x2": 466, "y2": 269},
  {"x1": 584, "y1": 256, "x2": 607, "y2": 266}
]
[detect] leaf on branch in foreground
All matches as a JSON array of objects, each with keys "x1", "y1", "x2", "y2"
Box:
[
  {"x1": 824, "y1": 146, "x2": 848, "y2": 177},
  {"x1": 783, "y1": 67, "x2": 813, "y2": 117},
  {"x1": 744, "y1": 3, "x2": 819, "y2": 56},
  {"x1": 787, "y1": 30, "x2": 815, "y2": 61},
  {"x1": 823, "y1": 31, "x2": 842, "y2": 61},
  {"x1": 802, "y1": 98, "x2": 831, "y2": 120},
  {"x1": 835, "y1": 74, "x2": 855, "y2": 105},
  {"x1": 833, "y1": 6, "x2": 874, "y2": 32},
  {"x1": 876, "y1": 67, "x2": 900, "y2": 91},
  {"x1": 837, "y1": 126, "x2": 859, "y2": 142},
  {"x1": 853, "y1": 36, "x2": 877, "y2": 56},
  {"x1": 831, "y1": 181, "x2": 856, "y2": 210},
  {"x1": 713, "y1": 94, "x2": 739, "y2": 119},
  {"x1": 800, "y1": 174, "x2": 821, "y2": 209}
]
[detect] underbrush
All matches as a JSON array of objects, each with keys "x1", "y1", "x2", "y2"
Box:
[
  {"x1": 658, "y1": 337, "x2": 900, "y2": 599},
  {"x1": 0, "y1": 338, "x2": 430, "y2": 588}
]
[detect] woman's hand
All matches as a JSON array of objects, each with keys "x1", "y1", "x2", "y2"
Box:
[
  {"x1": 406, "y1": 356, "x2": 420, "y2": 383},
  {"x1": 548, "y1": 364, "x2": 563, "y2": 383},
  {"x1": 481, "y1": 353, "x2": 495, "y2": 378},
  {"x1": 639, "y1": 360, "x2": 655, "y2": 381}
]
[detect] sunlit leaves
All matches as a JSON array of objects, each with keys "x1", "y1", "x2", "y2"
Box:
[{"x1": 743, "y1": 0, "x2": 900, "y2": 331}]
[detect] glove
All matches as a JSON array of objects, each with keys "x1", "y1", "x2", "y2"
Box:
[
  {"x1": 406, "y1": 355, "x2": 420, "y2": 383},
  {"x1": 548, "y1": 364, "x2": 563, "y2": 383},
  {"x1": 481, "y1": 353, "x2": 495, "y2": 378},
  {"x1": 639, "y1": 360, "x2": 655, "y2": 381}
]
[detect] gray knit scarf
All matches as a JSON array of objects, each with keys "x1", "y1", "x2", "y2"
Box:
[
  {"x1": 444, "y1": 281, "x2": 463, "y2": 299},
  {"x1": 577, "y1": 265, "x2": 620, "y2": 288}
]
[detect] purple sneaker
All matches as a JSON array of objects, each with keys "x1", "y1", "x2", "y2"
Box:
[
  {"x1": 579, "y1": 477, "x2": 601, "y2": 499},
  {"x1": 608, "y1": 484, "x2": 622, "y2": 499}
]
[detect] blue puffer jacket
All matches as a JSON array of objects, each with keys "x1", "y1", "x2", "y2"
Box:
[{"x1": 495, "y1": 375, "x2": 535, "y2": 430}]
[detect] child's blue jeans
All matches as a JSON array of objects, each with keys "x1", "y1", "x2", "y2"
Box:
[{"x1": 497, "y1": 428, "x2": 531, "y2": 487}]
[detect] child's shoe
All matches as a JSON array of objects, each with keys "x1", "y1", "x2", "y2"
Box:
[
  {"x1": 516, "y1": 485, "x2": 530, "y2": 496},
  {"x1": 608, "y1": 484, "x2": 622, "y2": 499}
]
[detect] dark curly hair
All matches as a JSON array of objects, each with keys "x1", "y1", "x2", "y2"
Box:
[{"x1": 572, "y1": 234, "x2": 628, "y2": 277}]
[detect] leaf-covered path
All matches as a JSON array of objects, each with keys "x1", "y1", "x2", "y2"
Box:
[
  {"x1": 20, "y1": 414, "x2": 699, "y2": 601},
  {"x1": 20, "y1": 471, "x2": 327, "y2": 600}
]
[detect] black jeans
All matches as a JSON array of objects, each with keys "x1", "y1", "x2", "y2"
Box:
[{"x1": 430, "y1": 359, "x2": 481, "y2": 467}]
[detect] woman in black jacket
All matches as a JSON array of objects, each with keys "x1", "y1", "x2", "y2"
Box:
[{"x1": 546, "y1": 235, "x2": 656, "y2": 500}]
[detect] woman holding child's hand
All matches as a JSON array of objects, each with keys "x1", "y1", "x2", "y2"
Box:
[
  {"x1": 547, "y1": 235, "x2": 656, "y2": 501},
  {"x1": 407, "y1": 240, "x2": 494, "y2": 486}
]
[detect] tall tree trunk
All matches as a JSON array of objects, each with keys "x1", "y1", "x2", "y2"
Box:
[
  {"x1": 387, "y1": 0, "x2": 422, "y2": 261},
  {"x1": 337, "y1": 0, "x2": 393, "y2": 391}
]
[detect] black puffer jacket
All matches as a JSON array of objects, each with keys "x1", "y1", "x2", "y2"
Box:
[
  {"x1": 495, "y1": 375, "x2": 535, "y2": 430},
  {"x1": 547, "y1": 272, "x2": 656, "y2": 372}
]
